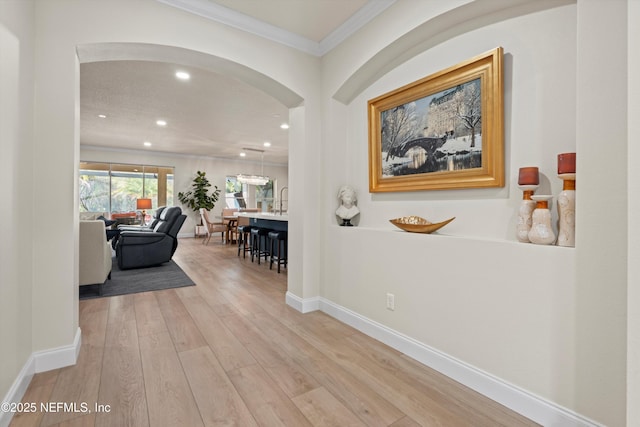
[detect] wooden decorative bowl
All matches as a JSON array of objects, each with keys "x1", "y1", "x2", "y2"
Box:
[{"x1": 389, "y1": 216, "x2": 455, "y2": 234}]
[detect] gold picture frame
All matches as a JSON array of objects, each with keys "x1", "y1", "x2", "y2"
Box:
[{"x1": 368, "y1": 47, "x2": 504, "y2": 192}]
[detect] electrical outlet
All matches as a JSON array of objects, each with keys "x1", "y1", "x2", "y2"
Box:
[{"x1": 386, "y1": 293, "x2": 395, "y2": 310}]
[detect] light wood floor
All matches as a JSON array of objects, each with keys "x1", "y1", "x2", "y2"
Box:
[{"x1": 11, "y1": 237, "x2": 539, "y2": 427}]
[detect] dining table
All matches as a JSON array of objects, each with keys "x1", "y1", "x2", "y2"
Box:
[{"x1": 222, "y1": 215, "x2": 238, "y2": 243}]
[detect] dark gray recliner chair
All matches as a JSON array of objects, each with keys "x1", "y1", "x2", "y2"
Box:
[
  {"x1": 115, "y1": 206, "x2": 186, "y2": 270},
  {"x1": 111, "y1": 206, "x2": 167, "y2": 249}
]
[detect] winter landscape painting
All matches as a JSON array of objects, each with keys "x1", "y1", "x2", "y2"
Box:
[
  {"x1": 381, "y1": 78, "x2": 482, "y2": 177},
  {"x1": 368, "y1": 47, "x2": 505, "y2": 192}
]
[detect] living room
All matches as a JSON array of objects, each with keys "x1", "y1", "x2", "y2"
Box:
[{"x1": 78, "y1": 150, "x2": 289, "y2": 239}]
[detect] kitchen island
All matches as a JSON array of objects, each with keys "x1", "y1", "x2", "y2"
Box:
[{"x1": 236, "y1": 212, "x2": 288, "y2": 232}]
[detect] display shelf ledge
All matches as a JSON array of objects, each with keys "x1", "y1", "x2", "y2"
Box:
[{"x1": 332, "y1": 224, "x2": 575, "y2": 249}]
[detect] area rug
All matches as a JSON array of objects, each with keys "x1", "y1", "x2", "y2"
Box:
[{"x1": 79, "y1": 257, "x2": 195, "y2": 300}]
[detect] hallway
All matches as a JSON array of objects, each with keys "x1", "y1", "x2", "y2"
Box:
[{"x1": 11, "y1": 238, "x2": 537, "y2": 426}]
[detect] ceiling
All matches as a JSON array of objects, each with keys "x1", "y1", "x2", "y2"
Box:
[
  {"x1": 80, "y1": 0, "x2": 395, "y2": 165},
  {"x1": 80, "y1": 60, "x2": 292, "y2": 164}
]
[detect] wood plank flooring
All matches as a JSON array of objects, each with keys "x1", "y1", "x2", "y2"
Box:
[{"x1": 10, "y1": 238, "x2": 539, "y2": 427}]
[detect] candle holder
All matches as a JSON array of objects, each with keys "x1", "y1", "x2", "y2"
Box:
[
  {"x1": 516, "y1": 166, "x2": 539, "y2": 243},
  {"x1": 517, "y1": 185, "x2": 538, "y2": 242},
  {"x1": 528, "y1": 195, "x2": 556, "y2": 245},
  {"x1": 557, "y1": 173, "x2": 576, "y2": 247},
  {"x1": 556, "y1": 153, "x2": 576, "y2": 247}
]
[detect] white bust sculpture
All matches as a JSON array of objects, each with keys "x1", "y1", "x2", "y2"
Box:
[{"x1": 336, "y1": 185, "x2": 360, "y2": 226}]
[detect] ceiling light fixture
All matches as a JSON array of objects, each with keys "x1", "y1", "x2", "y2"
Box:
[
  {"x1": 98, "y1": 114, "x2": 107, "y2": 119},
  {"x1": 263, "y1": 141, "x2": 271, "y2": 147},
  {"x1": 280, "y1": 123, "x2": 289, "y2": 129},
  {"x1": 175, "y1": 71, "x2": 190, "y2": 80},
  {"x1": 156, "y1": 120, "x2": 167, "y2": 126},
  {"x1": 144, "y1": 141, "x2": 152, "y2": 147},
  {"x1": 237, "y1": 148, "x2": 269, "y2": 186}
]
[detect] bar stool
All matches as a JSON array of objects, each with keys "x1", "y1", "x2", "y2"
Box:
[
  {"x1": 237, "y1": 225, "x2": 253, "y2": 258},
  {"x1": 250, "y1": 227, "x2": 272, "y2": 264},
  {"x1": 268, "y1": 230, "x2": 287, "y2": 273}
]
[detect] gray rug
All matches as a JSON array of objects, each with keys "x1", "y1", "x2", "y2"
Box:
[{"x1": 79, "y1": 257, "x2": 195, "y2": 299}]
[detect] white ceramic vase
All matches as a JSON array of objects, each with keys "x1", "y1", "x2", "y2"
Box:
[
  {"x1": 557, "y1": 173, "x2": 576, "y2": 247},
  {"x1": 528, "y1": 195, "x2": 556, "y2": 245}
]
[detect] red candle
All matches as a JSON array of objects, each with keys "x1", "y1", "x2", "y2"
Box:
[
  {"x1": 558, "y1": 152, "x2": 576, "y2": 174},
  {"x1": 518, "y1": 167, "x2": 539, "y2": 185}
]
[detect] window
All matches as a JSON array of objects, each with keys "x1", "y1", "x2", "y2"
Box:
[
  {"x1": 225, "y1": 176, "x2": 246, "y2": 208},
  {"x1": 79, "y1": 163, "x2": 110, "y2": 213},
  {"x1": 225, "y1": 176, "x2": 275, "y2": 212},
  {"x1": 255, "y1": 181, "x2": 274, "y2": 212},
  {"x1": 79, "y1": 162, "x2": 174, "y2": 215}
]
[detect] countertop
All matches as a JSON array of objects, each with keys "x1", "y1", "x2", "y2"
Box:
[{"x1": 236, "y1": 212, "x2": 289, "y2": 222}]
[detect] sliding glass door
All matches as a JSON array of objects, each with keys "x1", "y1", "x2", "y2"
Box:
[{"x1": 79, "y1": 162, "x2": 174, "y2": 215}]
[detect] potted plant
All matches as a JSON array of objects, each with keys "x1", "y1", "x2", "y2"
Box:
[{"x1": 178, "y1": 171, "x2": 221, "y2": 224}]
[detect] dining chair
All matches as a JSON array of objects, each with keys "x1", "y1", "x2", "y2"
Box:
[{"x1": 199, "y1": 208, "x2": 226, "y2": 245}]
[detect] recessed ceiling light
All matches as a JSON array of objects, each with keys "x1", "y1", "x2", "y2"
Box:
[
  {"x1": 280, "y1": 123, "x2": 289, "y2": 129},
  {"x1": 98, "y1": 114, "x2": 106, "y2": 118},
  {"x1": 263, "y1": 141, "x2": 271, "y2": 147},
  {"x1": 156, "y1": 120, "x2": 167, "y2": 126},
  {"x1": 240, "y1": 152, "x2": 246, "y2": 157},
  {"x1": 175, "y1": 71, "x2": 190, "y2": 80},
  {"x1": 144, "y1": 141, "x2": 152, "y2": 147}
]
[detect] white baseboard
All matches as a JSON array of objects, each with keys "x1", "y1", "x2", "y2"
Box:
[
  {"x1": 285, "y1": 291, "x2": 319, "y2": 313},
  {"x1": 287, "y1": 294, "x2": 603, "y2": 427},
  {"x1": 0, "y1": 357, "x2": 35, "y2": 427},
  {"x1": 34, "y1": 327, "x2": 82, "y2": 373},
  {"x1": 0, "y1": 328, "x2": 82, "y2": 427}
]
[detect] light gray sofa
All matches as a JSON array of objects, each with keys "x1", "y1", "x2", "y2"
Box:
[
  {"x1": 79, "y1": 220, "x2": 112, "y2": 292},
  {"x1": 79, "y1": 211, "x2": 109, "y2": 221}
]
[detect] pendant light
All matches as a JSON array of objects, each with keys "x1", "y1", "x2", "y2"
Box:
[{"x1": 237, "y1": 148, "x2": 269, "y2": 185}]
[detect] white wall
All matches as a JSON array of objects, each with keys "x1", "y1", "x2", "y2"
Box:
[
  {"x1": 320, "y1": 1, "x2": 629, "y2": 425},
  {"x1": 80, "y1": 147, "x2": 289, "y2": 234},
  {"x1": 574, "y1": 2, "x2": 628, "y2": 425},
  {"x1": 628, "y1": 2, "x2": 640, "y2": 425},
  {"x1": 0, "y1": 0, "x2": 35, "y2": 406},
  {"x1": 32, "y1": 0, "x2": 81, "y2": 354}
]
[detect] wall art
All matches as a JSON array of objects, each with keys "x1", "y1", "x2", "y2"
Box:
[{"x1": 368, "y1": 47, "x2": 504, "y2": 192}]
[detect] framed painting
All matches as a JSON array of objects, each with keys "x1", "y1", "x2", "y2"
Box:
[{"x1": 368, "y1": 47, "x2": 504, "y2": 192}]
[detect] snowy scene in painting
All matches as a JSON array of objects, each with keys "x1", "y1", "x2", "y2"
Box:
[{"x1": 381, "y1": 78, "x2": 482, "y2": 178}]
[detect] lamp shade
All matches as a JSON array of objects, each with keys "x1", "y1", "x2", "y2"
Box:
[{"x1": 136, "y1": 198, "x2": 152, "y2": 210}]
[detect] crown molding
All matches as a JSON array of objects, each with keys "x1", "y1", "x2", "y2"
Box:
[
  {"x1": 319, "y1": 0, "x2": 395, "y2": 54},
  {"x1": 156, "y1": 0, "x2": 395, "y2": 57}
]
